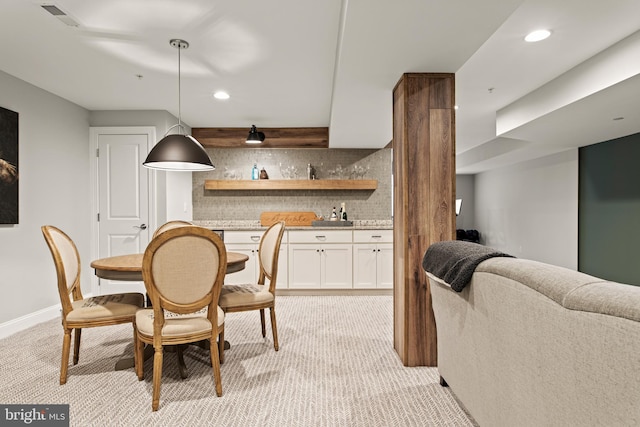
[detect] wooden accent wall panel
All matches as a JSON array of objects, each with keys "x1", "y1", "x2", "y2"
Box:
[
  {"x1": 393, "y1": 73, "x2": 456, "y2": 367},
  {"x1": 192, "y1": 127, "x2": 328, "y2": 148}
]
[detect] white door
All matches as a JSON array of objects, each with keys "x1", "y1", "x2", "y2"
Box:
[{"x1": 91, "y1": 127, "x2": 155, "y2": 295}]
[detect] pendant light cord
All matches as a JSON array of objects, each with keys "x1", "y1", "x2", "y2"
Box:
[
  {"x1": 177, "y1": 41, "x2": 182, "y2": 129},
  {"x1": 166, "y1": 38, "x2": 189, "y2": 137}
]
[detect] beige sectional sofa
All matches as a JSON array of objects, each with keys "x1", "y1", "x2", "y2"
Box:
[{"x1": 425, "y1": 252, "x2": 640, "y2": 426}]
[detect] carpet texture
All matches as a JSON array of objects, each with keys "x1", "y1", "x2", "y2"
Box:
[{"x1": 0, "y1": 296, "x2": 474, "y2": 426}]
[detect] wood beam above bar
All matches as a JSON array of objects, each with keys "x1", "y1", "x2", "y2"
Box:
[{"x1": 192, "y1": 127, "x2": 329, "y2": 148}]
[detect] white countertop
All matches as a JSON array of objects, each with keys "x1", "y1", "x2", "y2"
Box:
[{"x1": 193, "y1": 219, "x2": 393, "y2": 231}]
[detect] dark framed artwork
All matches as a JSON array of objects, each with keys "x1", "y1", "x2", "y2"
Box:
[{"x1": 0, "y1": 106, "x2": 19, "y2": 224}]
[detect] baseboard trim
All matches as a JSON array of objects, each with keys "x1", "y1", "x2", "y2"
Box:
[{"x1": 0, "y1": 304, "x2": 61, "y2": 339}]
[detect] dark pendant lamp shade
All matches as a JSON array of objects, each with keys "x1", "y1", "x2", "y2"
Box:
[
  {"x1": 143, "y1": 38, "x2": 215, "y2": 171},
  {"x1": 246, "y1": 125, "x2": 266, "y2": 144},
  {"x1": 143, "y1": 134, "x2": 214, "y2": 171}
]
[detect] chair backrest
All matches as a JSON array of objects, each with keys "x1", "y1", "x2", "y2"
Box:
[
  {"x1": 258, "y1": 221, "x2": 286, "y2": 291},
  {"x1": 41, "y1": 225, "x2": 82, "y2": 316},
  {"x1": 152, "y1": 220, "x2": 193, "y2": 238},
  {"x1": 142, "y1": 226, "x2": 227, "y2": 331}
]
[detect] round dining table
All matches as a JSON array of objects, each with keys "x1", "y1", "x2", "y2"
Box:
[
  {"x1": 90, "y1": 251, "x2": 249, "y2": 281},
  {"x1": 90, "y1": 251, "x2": 249, "y2": 373}
]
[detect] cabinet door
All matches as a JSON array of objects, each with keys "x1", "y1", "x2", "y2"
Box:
[
  {"x1": 376, "y1": 243, "x2": 394, "y2": 289},
  {"x1": 353, "y1": 244, "x2": 377, "y2": 289},
  {"x1": 288, "y1": 245, "x2": 321, "y2": 288},
  {"x1": 321, "y1": 244, "x2": 353, "y2": 289},
  {"x1": 224, "y1": 243, "x2": 258, "y2": 284},
  {"x1": 274, "y1": 244, "x2": 288, "y2": 289}
]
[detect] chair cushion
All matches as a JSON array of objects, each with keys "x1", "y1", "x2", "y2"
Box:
[
  {"x1": 66, "y1": 293, "x2": 144, "y2": 322},
  {"x1": 219, "y1": 284, "x2": 274, "y2": 308},
  {"x1": 135, "y1": 306, "x2": 225, "y2": 338}
]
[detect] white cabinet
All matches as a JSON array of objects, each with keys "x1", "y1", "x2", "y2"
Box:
[
  {"x1": 288, "y1": 230, "x2": 353, "y2": 289},
  {"x1": 224, "y1": 230, "x2": 288, "y2": 288},
  {"x1": 223, "y1": 227, "x2": 392, "y2": 290},
  {"x1": 353, "y1": 230, "x2": 393, "y2": 289}
]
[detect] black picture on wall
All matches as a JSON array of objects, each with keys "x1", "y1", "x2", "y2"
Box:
[{"x1": 0, "y1": 106, "x2": 19, "y2": 224}]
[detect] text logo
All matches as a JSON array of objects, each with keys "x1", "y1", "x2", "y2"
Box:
[{"x1": 1, "y1": 405, "x2": 69, "y2": 426}]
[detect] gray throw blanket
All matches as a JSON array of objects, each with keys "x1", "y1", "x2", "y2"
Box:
[{"x1": 422, "y1": 240, "x2": 514, "y2": 292}]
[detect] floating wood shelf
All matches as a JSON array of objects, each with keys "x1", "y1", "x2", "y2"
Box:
[{"x1": 204, "y1": 179, "x2": 377, "y2": 191}]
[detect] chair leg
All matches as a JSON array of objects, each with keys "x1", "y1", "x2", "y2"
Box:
[
  {"x1": 270, "y1": 306, "x2": 279, "y2": 351},
  {"x1": 60, "y1": 328, "x2": 72, "y2": 385},
  {"x1": 218, "y1": 328, "x2": 225, "y2": 364},
  {"x1": 135, "y1": 332, "x2": 144, "y2": 381},
  {"x1": 152, "y1": 345, "x2": 163, "y2": 411},
  {"x1": 73, "y1": 328, "x2": 81, "y2": 365},
  {"x1": 260, "y1": 309, "x2": 266, "y2": 337},
  {"x1": 209, "y1": 335, "x2": 223, "y2": 397}
]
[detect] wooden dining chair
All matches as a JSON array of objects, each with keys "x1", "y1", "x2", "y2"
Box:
[
  {"x1": 154, "y1": 220, "x2": 207, "y2": 379},
  {"x1": 152, "y1": 220, "x2": 193, "y2": 238},
  {"x1": 219, "y1": 221, "x2": 285, "y2": 352},
  {"x1": 134, "y1": 226, "x2": 227, "y2": 411},
  {"x1": 41, "y1": 225, "x2": 145, "y2": 385}
]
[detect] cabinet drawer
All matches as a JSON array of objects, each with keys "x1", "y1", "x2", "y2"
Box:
[
  {"x1": 353, "y1": 229, "x2": 393, "y2": 243},
  {"x1": 224, "y1": 229, "x2": 289, "y2": 244},
  {"x1": 288, "y1": 230, "x2": 352, "y2": 243},
  {"x1": 224, "y1": 230, "x2": 264, "y2": 244}
]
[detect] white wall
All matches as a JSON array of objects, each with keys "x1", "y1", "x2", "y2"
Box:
[
  {"x1": 456, "y1": 174, "x2": 475, "y2": 230},
  {"x1": 166, "y1": 171, "x2": 193, "y2": 220},
  {"x1": 474, "y1": 149, "x2": 578, "y2": 269},
  {"x1": 0, "y1": 70, "x2": 90, "y2": 327}
]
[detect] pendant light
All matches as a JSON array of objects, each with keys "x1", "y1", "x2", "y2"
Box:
[
  {"x1": 245, "y1": 125, "x2": 266, "y2": 144},
  {"x1": 143, "y1": 39, "x2": 214, "y2": 171}
]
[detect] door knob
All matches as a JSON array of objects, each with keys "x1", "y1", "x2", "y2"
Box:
[{"x1": 135, "y1": 224, "x2": 147, "y2": 230}]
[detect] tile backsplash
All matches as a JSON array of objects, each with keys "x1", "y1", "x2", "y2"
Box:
[{"x1": 193, "y1": 147, "x2": 392, "y2": 221}]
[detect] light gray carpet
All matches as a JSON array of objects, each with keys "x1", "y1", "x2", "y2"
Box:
[{"x1": 0, "y1": 296, "x2": 474, "y2": 426}]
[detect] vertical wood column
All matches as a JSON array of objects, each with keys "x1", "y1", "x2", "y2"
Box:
[{"x1": 393, "y1": 73, "x2": 456, "y2": 367}]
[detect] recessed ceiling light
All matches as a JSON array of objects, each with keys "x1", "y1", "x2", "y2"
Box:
[
  {"x1": 525, "y1": 29, "x2": 551, "y2": 42},
  {"x1": 213, "y1": 91, "x2": 230, "y2": 100}
]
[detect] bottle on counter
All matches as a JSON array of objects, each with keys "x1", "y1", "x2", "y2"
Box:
[
  {"x1": 330, "y1": 207, "x2": 338, "y2": 221},
  {"x1": 307, "y1": 163, "x2": 313, "y2": 180},
  {"x1": 340, "y1": 202, "x2": 347, "y2": 221},
  {"x1": 251, "y1": 163, "x2": 259, "y2": 180}
]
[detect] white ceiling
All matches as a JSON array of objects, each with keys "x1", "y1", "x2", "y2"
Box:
[{"x1": 2, "y1": 0, "x2": 640, "y2": 173}]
